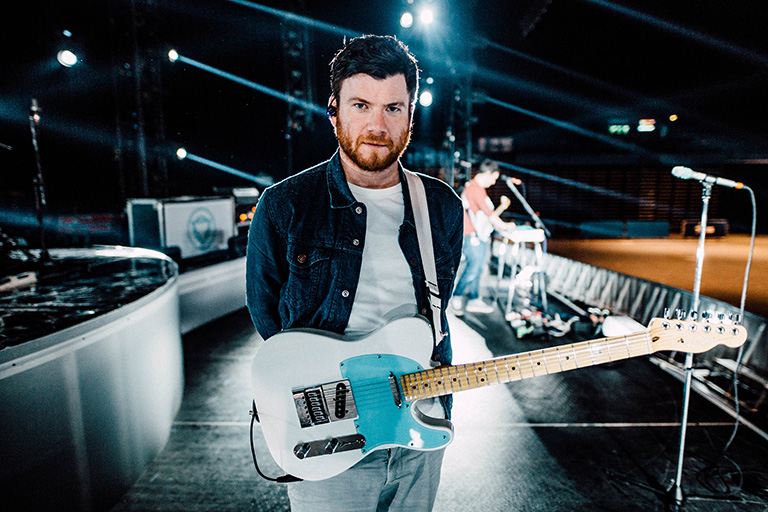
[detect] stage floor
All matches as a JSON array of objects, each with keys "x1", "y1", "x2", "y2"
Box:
[
  {"x1": 110, "y1": 305, "x2": 768, "y2": 511},
  {"x1": 548, "y1": 235, "x2": 768, "y2": 319}
]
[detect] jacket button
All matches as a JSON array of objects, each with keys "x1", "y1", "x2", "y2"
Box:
[
  {"x1": 341, "y1": 290, "x2": 350, "y2": 298},
  {"x1": 409, "y1": 258, "x2": 418, "y2": 267},
  {"x1": 297, "y1": 254, "x2": 307, "y2": 264},
  {"x1": 355, "y1": 206, "x2": 363, "y2": 214},
  {"x1": 352, "y1": 239, "x2": 360, "y2": 246}
]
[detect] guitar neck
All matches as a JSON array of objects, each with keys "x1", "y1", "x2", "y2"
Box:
[{"x1": 400, "y1": 331, "x2": 654, "y2": 402}]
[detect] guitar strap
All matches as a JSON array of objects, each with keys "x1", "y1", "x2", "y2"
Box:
[{"x1": 404, "y1": 170, "x2": 445, "y2": 350}]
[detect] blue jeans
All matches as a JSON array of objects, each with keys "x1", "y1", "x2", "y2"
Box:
[
  {"x1": 453, "y1": 235, "x2": 490, "y2": 301},
  {"x1": 287, "y1": 448, "x2": 445, "y2": 511}
]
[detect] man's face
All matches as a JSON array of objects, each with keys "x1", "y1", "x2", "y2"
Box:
[
  {"x1": 476, "y1": 171, "x2": 499, "y2": 188},
  {"x1": 332, "y1": 73, "x2": 412, "y2": 174}
]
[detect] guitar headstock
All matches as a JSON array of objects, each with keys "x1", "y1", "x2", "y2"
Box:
[{"x1": 647, "y1": 316, "x2": 748, "y2": 354}]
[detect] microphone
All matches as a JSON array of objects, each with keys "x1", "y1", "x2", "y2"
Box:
[
  {"x1": 503, "y1": 176, "x2": 522, "y2": 187},
  {"x1": 671, "y1": 166, "x2": 743, "y2": 189}
]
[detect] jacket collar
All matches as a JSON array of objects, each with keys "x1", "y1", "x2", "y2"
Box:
[{"x1": 326, "y1": 149, "x2": 413, "y2": 220}]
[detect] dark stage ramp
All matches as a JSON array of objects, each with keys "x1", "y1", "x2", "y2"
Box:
[{"x1": 110, "y1": 304, "x2": 768, "y2": 512}]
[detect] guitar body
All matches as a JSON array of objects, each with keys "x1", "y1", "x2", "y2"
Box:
[{"x1": 251, "y1": 315, "x2": 453, "y2": 481}]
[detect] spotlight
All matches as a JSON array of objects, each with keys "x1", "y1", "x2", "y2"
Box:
[
  {"x1": 669, "y1": 114, "x2": 679, "y2": 122},
  {"x1": 419, "y1": 90, "x2": 434, "y2": 107},
  {"x1": 176, "y1": 147, "x2": 187, "y2": 160},
  {"x1": 419, "y1": 7, "x2": 435, "y2": 25},
  {"x1": 400, "y1": 12, "x2": 414, "y2": 28},
  {"x1": 168, "y1": 49, "x2": 179, "y2": 62},
  {"x1": 57, "y1": 50, "x2": 77, "y2": 68}
]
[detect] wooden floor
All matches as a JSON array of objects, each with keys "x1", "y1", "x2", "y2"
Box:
[{"x1": 109, "y1": 303, "x2": 768, "y2": 511}]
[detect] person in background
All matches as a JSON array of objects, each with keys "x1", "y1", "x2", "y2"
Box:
[{"x1": 452, "y1": 159, "x2": 515, "y2": 315}]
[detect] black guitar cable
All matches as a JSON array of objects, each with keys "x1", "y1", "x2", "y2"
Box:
[{"x1": 250, "y1": 400, "x2": 303, "y2": 483}]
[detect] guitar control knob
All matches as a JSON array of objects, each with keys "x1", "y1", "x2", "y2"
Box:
[
  {"x1": 324, "y1": 438, "x2": 340, "y2": 454},
  {"x1": 294, "y1": 443, "x2": 311, "y2": 460}
]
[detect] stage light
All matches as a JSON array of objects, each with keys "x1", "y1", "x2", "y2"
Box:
[
  {"x1": 419, "y1": 90, "x2": 434, "y2": 107},
  {"x1": 637, "y1": 118, "x2": 656, "y2": 132},
  {"x1": 168, "y1": 49, "x2": 179, "y2": 62},
  {"x1": 419, "y1": 7, "x2": 435, "y2": 25},
  {"x1": 426, "y1": 77, "x2": 434, "y2": 85},
  {"x1": 400, "y1": 12, "x2": 414, "y2": 28},
  {"x1": 62, "y1": 30, "x2": 72, "y2": 38},
  {"x1": 57, "y1": 50, "x2": 77, "y2": 68},
  {"x1": 176, "y1": 147, "x2": 187, "y2": 160},
  {"x1": 669, "y1": 114, "x2": 679, "y2": 122}
]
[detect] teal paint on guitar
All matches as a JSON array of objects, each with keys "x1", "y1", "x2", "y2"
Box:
[{"x1": 341, "y1": 354, "x2": 451, "y2": 452}]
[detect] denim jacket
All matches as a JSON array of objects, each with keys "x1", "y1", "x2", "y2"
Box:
[{"x1": 246, "y1": 151, "x2": 463, "y2": 366}]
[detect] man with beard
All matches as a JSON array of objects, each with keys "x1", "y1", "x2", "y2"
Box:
[{"x1": 246, "y1": 35, "x2": 463, "y2": 511}]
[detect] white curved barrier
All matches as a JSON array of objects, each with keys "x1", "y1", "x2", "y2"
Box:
[{"x1": 0, "y1": 248, "x2": 183, "y2": 511}]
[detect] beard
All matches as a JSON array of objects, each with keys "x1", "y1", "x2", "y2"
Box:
[{"x1": 336, "y1": 116, "x2": 412, "y2": 173}]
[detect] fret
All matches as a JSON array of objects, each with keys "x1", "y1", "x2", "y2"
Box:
[
  {"x1": 452, "y1": 366, "x2": 464, "y2": 392},
  {"x1": 608, "y1": 336, "x2": 630, "y2": 360},
  {"x1": 518, "y1": 354, "x2": 536, "y2": 379},
  {"x1": 571, "y1": 344, "x2": 581, "y2": 368},
  {"x1": 505, "y1": 356, "x2": 522, "y2": 382},
  {"x1": 491, "y1": 360, "x2": 501, "y2": 384},
  {"x1": 462, "y1": 364, "x2": 472, "y2": 389},
  {"x1": 588, "y1": 340, "x2": 612, "y2": 365},
  {"x1": 625, "y1": 334, "x2": 650, "y2": 358},
  {"x1": 558, "y1": 346, "x2": 579, "y2": 371},
  {"x1": 542, "y1": 347, "x2": 560, "y2": 374},
  {"x1": 473, "y1": 363, "x2": 490, "y2": 388}
]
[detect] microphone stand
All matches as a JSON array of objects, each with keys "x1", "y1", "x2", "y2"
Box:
[
  {"x1": 28, "y1": 98, "x2": 50, "y2": 262},
  {"x1": 505, "y1": 179, "x2": 551, "y2": 238},
  {"x1": 667, "y1": 181, "x2": 712, "y2": 510}
]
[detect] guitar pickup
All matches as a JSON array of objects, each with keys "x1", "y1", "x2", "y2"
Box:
[
  {"x1": 293, "y1": 434, "x2": 366, "y2": 459},
  {"x1": 293, "y1": 379, "x2": 358, "y2": 428}
]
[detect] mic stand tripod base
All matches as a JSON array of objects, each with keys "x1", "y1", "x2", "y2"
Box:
[{"x1": 665, "y1": 481, "x2": 685, "y2": 511}]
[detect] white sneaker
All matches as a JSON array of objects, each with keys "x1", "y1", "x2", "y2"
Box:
[{"x1": 465, "y1": 299, "x2": 495, "y2": 314}]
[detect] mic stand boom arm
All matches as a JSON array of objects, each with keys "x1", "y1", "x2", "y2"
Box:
[{"x1": 505, "y1": 180, "x2": 551, "y2": 238}]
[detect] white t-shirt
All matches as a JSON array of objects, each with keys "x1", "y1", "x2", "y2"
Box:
[
  {"x1": 346, "y1": 182, "x2": 417, "y2": 336},
  {"x1": 347, "y1": 181, "x2": 443, "y2": 419}
]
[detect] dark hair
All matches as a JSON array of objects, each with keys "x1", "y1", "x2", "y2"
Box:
[{"x1": 329, "y1": 35, "x2": 419, "y2": 106}]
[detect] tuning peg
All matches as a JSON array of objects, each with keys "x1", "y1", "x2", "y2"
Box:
[
  {"x1": 701, "y1": 311, "x2": 712, "y2": 322},
  {"x1": 675, "y1": 309, "x2": 686, "y2": 320},
  {"x1": 730, "y1": 314, "x2": 741, "y2": 325},
  {"x1": 717, "y1": 313, "x2": 725, "y2": 323},
  {"x1": 689, "y1": 310, "x2": 698, "y2": 321},
  {"x1": 663, "y1": 308, "x2": 671, "y2": 319}
]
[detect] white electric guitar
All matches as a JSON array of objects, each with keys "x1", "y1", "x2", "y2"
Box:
[{"x1": 251, "y1": 314, "x2": 747, "y2": 481}]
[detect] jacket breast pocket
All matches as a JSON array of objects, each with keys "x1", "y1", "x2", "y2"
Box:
[{"x1": 284, "y1": 244, "x2": 332, "y2": 311}]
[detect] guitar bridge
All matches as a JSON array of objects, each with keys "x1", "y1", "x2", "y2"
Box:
[{"x1": 293, "y1": 379, "x2": 358, "y2": 428}]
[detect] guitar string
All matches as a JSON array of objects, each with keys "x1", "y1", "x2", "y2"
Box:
[
  {"x1": 343, "y1": 325, "x2": 736, "y2": 404},
  {"x1": 346, "y1": 332, "x2": 656, "y2": 404}
]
